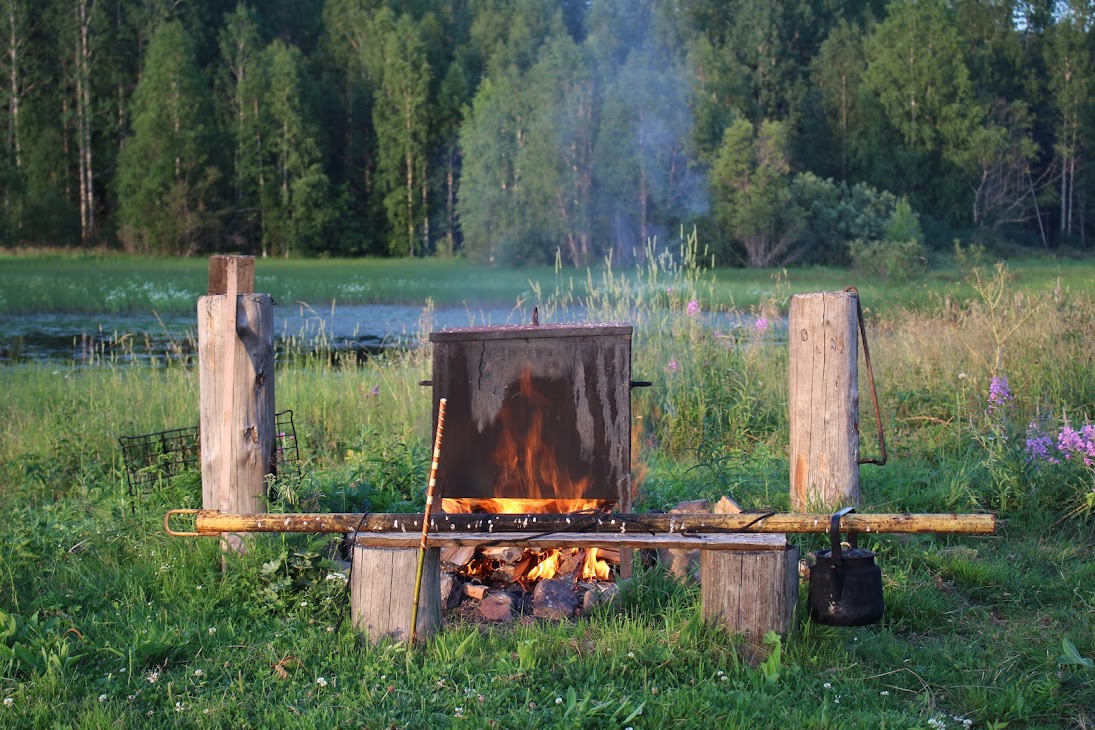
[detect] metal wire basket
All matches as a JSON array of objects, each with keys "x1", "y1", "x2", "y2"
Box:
[{"x1": 118, "y1": 410, "x2": 300, "y2": 499}]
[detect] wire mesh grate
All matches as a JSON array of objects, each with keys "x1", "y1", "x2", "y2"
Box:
[{"x1": 118, "y1": 410, "x2": 300, "y2": 499}]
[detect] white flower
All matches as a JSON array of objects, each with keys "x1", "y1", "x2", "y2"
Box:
[
  {"x1": 207, "y1": 627, "x2": 216, "y2": 635},
  {"x1": 98, "y1": 694, "x2": 107, "y2": 702},
  {"x1": 175, "y1": 701, "x2": 185, "y2": 712},
  {"x1": 128, "y1": 695, "x2": 136, "y2": 701},
  {"x1": 146, "y1": 670, "x2": 160, "y2": 683},
  {"x1": 555, "y1": 697, "x2": 563, "y2": 705},
  {"x1": 119, "y1": 668, "x2": 126, "y2": 673},
  {"x1": 627, "y1": 652, "x2": 635, "y2": 658},
  {"x1": 194, "y1": 669, "x2": 203, "y2": 677},
  {"x1": 299, "y1": 601, "x2": 308, "y2": 607},
  {"x1": 315, "y1": 677, "x2": 328, "y2": 687},
  {"x1": 454, "y1": 706, "x2": 464, "y2": 718},
  {"x1": 196, "y1": 585, "x2": 203, "y2": 590},
  {"x1": 823, "y1": 682, "x2": 832, "y2": 690},
  {"x1": 880, "y1": 690, "x2": 889, "y2": 696},
  {"x1": 2, "y1": 698, "x2": 11, "y2": 707}
]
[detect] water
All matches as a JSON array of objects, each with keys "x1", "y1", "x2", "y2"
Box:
[
  {"x1": 0, "y1": 303, "x2": 534, "y2": 365},
  {"x1": 0, "y1": 302, "x2": 779, "y2": 365}
]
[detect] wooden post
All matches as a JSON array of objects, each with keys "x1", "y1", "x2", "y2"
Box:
[
  {"x1": 701, "y1": 544, "x2": 800, "y2": 643},
  {"x1": 198, "y1": 255, "x2": 274, "y2": 549},
  {"x1": 789, "y1": 291, "x2": 860, "y2": 511},
  {"x1": 351, "y1": 546, "x2": 441, "y2": 644}
]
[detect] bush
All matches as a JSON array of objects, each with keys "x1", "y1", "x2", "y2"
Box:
[{"x1": 848, "y1": 237, "x2": 926, "y2": 282}]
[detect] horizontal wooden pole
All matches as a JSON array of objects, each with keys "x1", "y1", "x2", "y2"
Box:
[
  {"x1": 166, "y1": 509, "x2": 995, "y2": 537},
  {"x1": 352, "y1": 532, "x2": 788, "y2": 551}
]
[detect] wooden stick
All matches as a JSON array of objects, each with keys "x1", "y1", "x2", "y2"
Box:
[
  {"x1": 410, "y1": 398, "x2": 447, "y2": 646},
  {"x1": 169, "y1": 510, "x2": 997, "y2": 537}
]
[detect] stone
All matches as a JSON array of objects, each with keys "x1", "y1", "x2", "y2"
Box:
[
  {"x1": 531, "y1": 578, "x2": 579, "y2": 620},
  {"x1": 580, "y1": 582, "x2": 620, "y2": 614},
  {"x1": 478, "y1": 592, "x2": 515, "y2": 622}
]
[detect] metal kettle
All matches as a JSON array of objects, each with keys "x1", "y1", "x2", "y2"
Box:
[{"x1": 808, "y1": 507, "x2": 885, "y2": 626}]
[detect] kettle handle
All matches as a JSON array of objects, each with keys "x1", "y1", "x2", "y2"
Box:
[{"x1": 829, "y1": 506, "x2": 858, "y2": 567}]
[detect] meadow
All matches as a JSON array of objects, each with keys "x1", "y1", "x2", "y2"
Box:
[{"x1": 0, "y1": 240, "x2": 1093, "y2": 728}]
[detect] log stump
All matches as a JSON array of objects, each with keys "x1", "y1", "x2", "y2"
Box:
[
  {"x1": 789, "y1": 291, "x2": 859, "y2": 510},
  {"x1": 701, "y1": 545, "x2": 800, "y2": 644},
  {"x1": 350, "y1": 546, "x2": 441, "y2": 644}
]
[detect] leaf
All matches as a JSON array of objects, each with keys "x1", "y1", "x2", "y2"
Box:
[
  {"x1": 272, "y1": 655, "x2": 299, "y2": 680},
  {"x1": 0, "y1": 610, "x2": 16, "y2": 643},
  {"x1": 1059, "y1": 637, "x2": 1094, "y2": 668},
  {"x1": 621, "y1": 701, "x2": 646, "y2": 724}
]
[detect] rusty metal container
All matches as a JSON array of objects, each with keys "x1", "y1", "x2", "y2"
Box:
[{"x1": 429, "y1": 323, "x2": 633, "y2": 508}]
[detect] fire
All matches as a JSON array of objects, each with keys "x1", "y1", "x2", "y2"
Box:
[{"x1": 441, "y1": 367, "x2": 615, "y2": 584}]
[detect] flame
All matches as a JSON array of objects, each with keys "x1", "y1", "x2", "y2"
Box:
[{"x1": 441, "y1": 367, "x2": 615, "y2": 584}]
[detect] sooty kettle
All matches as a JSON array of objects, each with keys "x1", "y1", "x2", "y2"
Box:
[{"x1": 808, "y1": 507, "x2": 885, "y2": 626}]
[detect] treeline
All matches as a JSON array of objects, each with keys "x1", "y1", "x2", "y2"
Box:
[{"x1": 0, "y1": 0, "x2": 1091, "y2": 265}]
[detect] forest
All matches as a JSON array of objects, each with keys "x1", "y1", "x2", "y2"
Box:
[{"x1": 0, "y1": 0, "x2": 1090, "y2": 267}]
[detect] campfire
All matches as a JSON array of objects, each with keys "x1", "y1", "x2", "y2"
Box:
[{"x1": 429, "y1": 323, "x2": 635, "y2": 620}]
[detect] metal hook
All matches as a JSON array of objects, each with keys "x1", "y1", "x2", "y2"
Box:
[{"x1": 844, "y1": 286, "x2": 887, "y2": 466}]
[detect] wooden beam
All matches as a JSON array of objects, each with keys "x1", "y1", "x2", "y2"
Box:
[
  {"x1": 168, "y1": 510, "x2": 996, "y2": 537},
  {"x1": 208, "y1": 254, "x2": 255, "y2": 295},
  {"x1": 351, "y1": 532, "x2": 788, "y2": 551}
]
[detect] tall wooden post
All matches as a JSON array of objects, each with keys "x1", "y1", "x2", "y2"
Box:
[
  {"x1": 788, "y1": 291, "x2": 859, "y2": 511},
  {"x1": 198, "y1": 255, "x2": 274, "y2": 550}
]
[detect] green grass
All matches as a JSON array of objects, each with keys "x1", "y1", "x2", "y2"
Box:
[{"x1": 1, "y1": 244, "x2": 1094, "y2": 727}]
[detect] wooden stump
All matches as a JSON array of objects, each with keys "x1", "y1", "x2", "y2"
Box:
[
  {"x1": 701, "y1": 546, "x2": 800, "y2": 643},
  {"x1": 788, "y1": 291, "x2": 859, "y2": 511},
  {"x1": 351, "y1": 546, "x2": 441, "y2": 645}
]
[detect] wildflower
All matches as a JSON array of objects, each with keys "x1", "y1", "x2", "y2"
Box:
[
  {"x1": 987, "y1": 375, "x2": 1012, "y2": 413},
  {"x1": 1058, "y1": 424, "x2": 1095, "y2": 466},
  {"x1": 754, "y1": 316, "x2": 769, "y2": 332},
  {"x1": 686, "y1": 299, "x2": 701, "y2": 317},
  {"x1": 316, "y1": 677, "x2": 328, "y2": 687},
  {"x1": 299, "y1": 601, "x2": 308, "y2": 607},
  {"x1": 175, "y1": 701, "x2": 185, "y2": 712},
  {"x1": 665, "y1": 360, "x2": 679, "y2": 375},
  {"x1": 879, "y1": 690, "x2": 889, "y2": 696},
  {"x1": 555, "y1": 697, "x2": 563, "y2": 705},
  {"x1": 99, "y1": 694, "x2": 107, "y2": 702},
  {"x1": 196, "y1": 585, "x2": 203, "y2": 591},
  {"x1": 454, "y1": 706, "x2": 465, "y2": 718},
  {"x1": 369, "y1": 386, "x2": 380, "y2": 397},
  {"x1": 823, "y1": 682, "x2": 832, "y2": 690},
  {"x1": 627, "y1": 652, "x2": 635, "y2": 658},
  {"x1": 146, "y1": 670, "x2": 160, "y2": 684},
  {"x1": 194, "y1": 669, "x2": 203, "y2": 677},
  {"x1": 128, "y1": 695, "x2": 136, "y2": 701},
  {"x1": 207, "y1": 627, "x2": 216, "y2": 635},
  {"x1": 3, "y1": 698, "x2": 11, "y2": 707},
  {"x1": 1025, "y1": 425, "x2": 1057, "y2": 464}
]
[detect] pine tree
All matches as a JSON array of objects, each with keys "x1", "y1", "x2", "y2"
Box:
[{"x1": 116, "y1": 19, "x2": 218, "y2": 254}]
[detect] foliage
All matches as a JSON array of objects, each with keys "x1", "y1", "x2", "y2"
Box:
[{"x1": 4, "y1": 0, "x2": 1095, "y2": 255}]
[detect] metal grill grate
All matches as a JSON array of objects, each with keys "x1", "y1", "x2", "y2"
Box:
[{"x1": 119, "y1": 410, "x2": 300, "y2": 499}]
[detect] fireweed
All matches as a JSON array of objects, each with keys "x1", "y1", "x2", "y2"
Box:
[
  {"x1": 975, "y1": 374, "x2": 1026, "y2": 511},
  {"x1": 1025, "y1": 419, "x2": 1095, "y2": 518}
]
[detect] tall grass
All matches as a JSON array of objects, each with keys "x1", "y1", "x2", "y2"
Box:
[{"x1": 1, "y1": 241, "x2": 1094, "y2": 727}]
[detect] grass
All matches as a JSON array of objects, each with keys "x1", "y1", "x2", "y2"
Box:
[{"x1": 1, "y1": 240, "x2": 1094, "y2": 727}]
